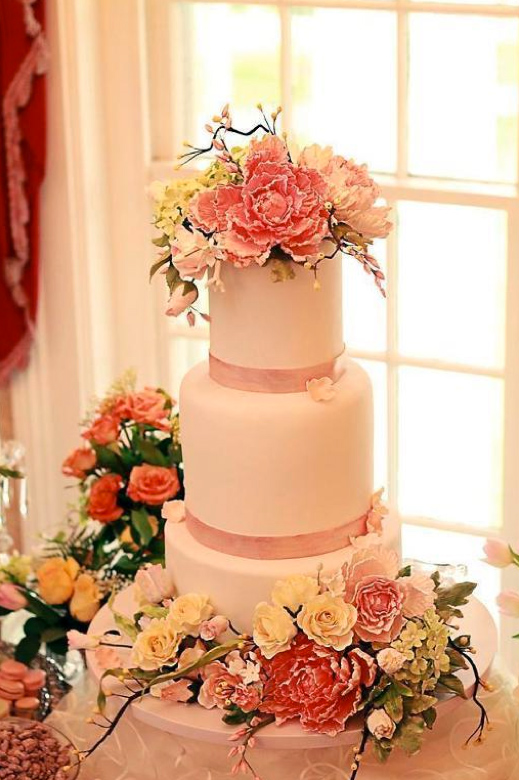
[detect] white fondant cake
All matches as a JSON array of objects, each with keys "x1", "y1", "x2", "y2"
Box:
[{"x1": 166, "y1": 260, "x2": 396, "y2": 624}]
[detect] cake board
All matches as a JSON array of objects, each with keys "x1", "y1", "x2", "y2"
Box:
[{"x1": 87, "y1": 585, "x2": 498, "y2": 751}]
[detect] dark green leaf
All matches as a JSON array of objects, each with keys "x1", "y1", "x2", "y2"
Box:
[
  {"x1": 24, "y1": 591, "x2": 63, "y2": 625},
  {"x1": 435, "y1": 582, "x2": 477, "y2": 610},
  {"x1": 24, "y1": 616, "x2": 48, "y2": 637},
  {"x1": 397, "y1": 565, "x2": 412, "y2": 579},
  {"x1": 151, "y1": 234, "x2": 170, "y2": 249},
  {"x1": 165, "y1": 265, "x2": 180, "y2": 294},
  {"x1": 134, "y1": 437, "x2": 169, "y2": 467},
  {"x1": 131, "y1": 508, "x2": 154, "y2": 546},
  {"x1": 371, "y1": 738, "x2": 392, "y2": 764},
  {"x1": 46, "y1": 635, "x2": 69, "y2": 656},
  {"x1": 396, "y1": 718, "x2": 424, "y2": 756},
  {"x1": 92, "y1": 445, "x2": 124, "y2": 474},
  {"x1": 410, "y1": 694, "x2": 437, "y2": 714},
  {"x1": 149, "y1": 253, "x2": 171, "y2": 281},
  {"x1": 41, "y1": 627, "x2": 68, "y2": 644},
  {"x1": 0, "y1": 466, "x2": 23, "y2": 479},
  {"x1": 436, "y1": 673, "x2": 467, "y2": 699},
  {"x1": 15, "y1": 635, "x2": 42, "y2": 664},
  {"x1": 384, "y1": 694, "x2": 404, "y2": 723},
  {"x1": 422, "y1": 707, "x2": 437, "y2": 730}
]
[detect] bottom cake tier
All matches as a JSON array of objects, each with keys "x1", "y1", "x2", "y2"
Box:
[{"x1": 165, "y1": 516, "x2": 401, "y2": 632}]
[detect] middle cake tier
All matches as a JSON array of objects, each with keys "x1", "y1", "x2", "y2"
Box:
[{"x1": 179, "y1": 356, "x2": 373, "y2": 553}]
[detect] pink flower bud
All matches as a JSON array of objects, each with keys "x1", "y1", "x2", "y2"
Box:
[{"x1": 165, "y1": 284, "x2": 198, "y2": 317}]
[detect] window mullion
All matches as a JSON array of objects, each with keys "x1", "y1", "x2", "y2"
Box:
[
  {"x1": 280, "y1": 4, "x2": 293, "y2": 135},
  {"x1": 385, "y1": 197, "x2": 399, "y2": 514}
]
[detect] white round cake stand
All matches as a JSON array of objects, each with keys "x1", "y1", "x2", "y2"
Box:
[{"x1": 87, "y1": 586, "x2": 497, "y2": 750}]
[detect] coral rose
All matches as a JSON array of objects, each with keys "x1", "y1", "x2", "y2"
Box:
[
  {"x1": 127, "y1": 464, "x2": 180, "y2": 505},
  {"x1": 116, "y1": 388, "x2": 172, "y2": 431},
  {"x1": 252, "y1": 602, "x2": 297, "y2": 659},
  {"x1": 88, "y1": 473, "x2": 123, "y2": 523},
  {"x1": 69, "y1": 573, "x2": 101, "y2": 623},
  {"x1": 353, "y1": 575, "x2": 405, "y2": 643},
  {"x1": 297, "y1": 593, "x2": 357, "y2": 651},
  {"x1": 259, "y1": 634, "x2": 376, "y2": 736},
  {"x1": 62, "y1": 447, "x2": 96, "y2": 479},
  {"x1": 37, "y1": 557, "x2": 80, "y2": 605},
  {"x1": 198, "y1": 662, "x2": 261, "y2": 712},
  {"x1": 271, "y1": 574, "x2": 320, "y2": 612},
  {"x1": 82, "y1": 415, "x2": 119, "y2": 445}
]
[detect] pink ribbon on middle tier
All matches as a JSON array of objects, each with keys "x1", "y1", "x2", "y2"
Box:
[
  {"x1": 209, "y1": 348, "x2": 346, "y2": 393},
  {"x1": 185, "y1": 508, "x2": 368, "y2": 560}
]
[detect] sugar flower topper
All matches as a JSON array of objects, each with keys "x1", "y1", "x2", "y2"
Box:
[
  {"x1": 306, "y1": 376, "x2": 337, "y2": 402},
  {"x1": 149, "y1": 104, "x2": 392, "y2": 324}
]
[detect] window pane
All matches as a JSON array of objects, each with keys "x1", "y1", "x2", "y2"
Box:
[
  {"x1": 397, "y1": 202, "x2": 507, "y2": 369},
  {"x1": 291, "y1": 9, "x2": 397, "y2": 174},
  {"x1": 358, "y1": 359, "x2": 388, "y2": 491},
  {"x1": 398, "y1": 367, "x2": 504, "y2": 529},
  {"x1": 409, "y1": 15, "x2": 519, "y2": 183},
  {"x1": 402, "y1": 525, "x2": 500, "y2": 621},
  {"x1": 343, "y1": 239, "x2": 387, "y2": 353},
  {"x1": 178, "y1": 4, "x2": 281, "y2": 154}
]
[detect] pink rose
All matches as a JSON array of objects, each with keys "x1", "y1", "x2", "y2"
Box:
[
  {"x1": 87, "y1": 473, "x2": 123, "y2": 523},
  {"x1": 165, "y1": 284, "x2": 198, "y2": 317},
  {"x1": 82, "y1": 415, "x2": 119, "y2": 445},
  {"x1": 162, "y1": 499, "x2": 186, "y2": 524},
  {"x1": 198, "y1": 662, "x2": 260, "y2": 713},
  {"x1": 127, "y1": 464, "x2": 180, "y2": 505},
  {"x1": 116, "y1": 389, "x2": 171, "y2": 431},
  {"x1": 135, "y1": 564, "x2": 175, "y2": 604},
  {"x1": 354, "y1": 576, "x2": 405, "y2": 643},
  {"x1": 62, "y1": 447, "x2": 97, "y2": 479},
  {"x1": 0, "y1": 583, "x2": 27, "y2": 611},
  {"x1": 401, "y1": 572, "x2": 436, "y2": 618},
  {"x1": 483, "y1": 539, "x2": 514, "y2": 568},
  {"x1": 199, "y1": 615, "x2": 230, "y2": 641},
  {"x1": 497, "y1": 590, "x2": 519, "y2": 618},
  {"x1": 259, "y1": 635, "x2": 376, "y2": 736}
]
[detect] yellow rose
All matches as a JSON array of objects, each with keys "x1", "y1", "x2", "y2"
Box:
[
  {"x1": 297, "y1": 594, "x2": 357, "y2": 651},
  {"x1": 252, "y1": 602, "x2": 297, "y2": 659},
  {"x1": 131, "y1": 617, "x2": 183, "y2": 671},
  {"x1": 37, "y1": 557, "x2": 80, "y2": 605},
  {"x1": 168, "y1": 593, "x2": 213, "y2": 637},
  {"x1": 271, "y1": 574, "x2": 320, "y2": 612},
  {"x1": 69, "y1": 573, "x2": 101, "y2": 622}
]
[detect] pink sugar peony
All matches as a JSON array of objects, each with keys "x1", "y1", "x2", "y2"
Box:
[
  {"x1": 198, "y1": 662, "x2": 261, "y2": 713},
  {"x1": 259, "y1": 634, "x2": 376, "y2": 736},
  {"x1": 353, "y1": 575, "x2": 405, "y2": 644},
  {"x1": 0, "y1": 582, "x2": 27, "y2": 611},
  {"x1": 243, "y1": 134, "x2": 289, "y2": 178},
  {"x1": 82, "y1": 415, "x2": 119, "y2": 446},
  {"x1": 127, "y1": 464, "x2": 180, "y2": 505},
  {"x1": 62, "y1": 447, "x2": 97, "y2": 479},
  {"x1": 115, "y1": 388, "x2": 171, "y2": 431},
  {"x1": 342, "y1": 544, "x2": 400, "y2": 603}
]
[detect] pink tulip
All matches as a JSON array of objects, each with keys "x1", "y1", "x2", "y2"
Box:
[
  {"x1": 0, "y1": 583, "x2": 27, "y2": 611},
  {"x1": 497, "y1": 590, "x2": 519, "y2": 618},
  {"x1": 482, "y1": 539, "x2": 514, "y2": 568}
]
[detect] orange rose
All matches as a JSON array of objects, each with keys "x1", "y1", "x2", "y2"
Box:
[
  {"x1": 62, "y1": 447, "x2": 97, "y2": 478},
  {"x1": 88, "y1": 473, "x2": 123, "y2": 523},
  {"x1": 127, "y1": 464, "x2": 180, "y2": 505},
  {"x1": 115, "y1": 389, "x2": 173, "y2": 431},
  {"x1": 82, "y1": 415, "x2": 119, "y2": 445}
]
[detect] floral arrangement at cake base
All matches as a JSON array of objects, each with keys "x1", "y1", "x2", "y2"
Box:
[
  {"x1": 149, "y1": 104, "x2": 391, "y2": 324},
  {"x1": 62, "y1": 371, "x2": 184, "y2": 574},
  {"x1": 72, "y1": 539, "x2": 489, "y2": 780}
]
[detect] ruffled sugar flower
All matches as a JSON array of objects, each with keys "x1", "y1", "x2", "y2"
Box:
[
  {"x1": 168, "y1": 593, "x2": 214, "y2": 636},
  {"x1": 135, "y1": 564, "x2": 176, "y2": 605},
  {"x1": 259, "y1": 635, "x2": 376, "y2": 736},
  {"x1": 401, "y1": 571, "x2": 437, "y2": 618},
  {"x1": 306, "y1": 377, "x2": 336, "y2": 402},
  {"x1": 342, "y1": 543, "x2": 400, "y2": 602},
  {"x1": 252, "y1": 602, "x2": 297, "y2": 659},
  {"x1": 130, "y1": 616, "x2": 183, "y2": 671},
  {"x1": 367, "y1": 709, "x2": 396, "y2": 740},
  {"x1": 271, "y1": 574, "x2": 320, "y2": 612},
  {"x1": 297, "y1": 593, "x2": 357, "y2": 651},
  {"x1": 366, "y1": 488, "x2": 389, "y2": 535},
  {"x1": 376, "y1": 647, "x2": 406, "y2": 676},
  {"x1": 171, "y1": 224, "x2": 221, "y2": 280},
  {"x1": 152, "y1": 679, "x2": 193, "y2": 703},
  {"x1": 353, "y1": 576, "x2": 405, "y2": 644},
  {"x1": 198, "y1": 662, "x2": 261, "y2": 713}
]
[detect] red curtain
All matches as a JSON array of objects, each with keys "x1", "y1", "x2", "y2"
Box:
[{"x1": 0, "y1": 0, "x2": 47, "y2": 385}]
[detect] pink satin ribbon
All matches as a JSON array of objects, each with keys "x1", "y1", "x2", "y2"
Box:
[
  {"x1": 209, "y1": 349, "x2": 346, "y2": 393},
  {"x1": 185, "y1": 508, "x2": 368, "y2": 560}
]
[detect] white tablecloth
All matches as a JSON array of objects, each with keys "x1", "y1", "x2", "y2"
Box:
[{"x1": 46, "y1": 669, "x2": 519, "y2": 780}]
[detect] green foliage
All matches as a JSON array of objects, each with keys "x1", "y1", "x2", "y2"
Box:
[
  {"x1": 422, "y1": 707, "x2": 437, "y2": 730},
  {"x1": 395, "y1": 718, "x2": 425, "y2": 756},
  {"x1": 15, "y1": 635, "x2": 43, "y2": 664},
  {"x1": 108, "y1": 592, "x2": 139, "y2": 641},
  {"x1": 397, "y1": 565, "x2": 412, "y2": 579},
  {"x1": 435, "y1": 673, "x2": 467, "y2": 699},
  {"x1": 131, "y1": 508, "x2": 154, "y2": 546},
  {"x1": 134, "y1": 437, "x2": 169, "y2": 467}
]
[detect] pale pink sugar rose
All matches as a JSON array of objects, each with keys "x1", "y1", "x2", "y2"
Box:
[
  {"x1": 171, "y1": 224, "x2": 221, "y2": 280},
  {"x1": 95, "y1": 646, "x2": 123, "y2": 671},
  {"x1": 0, "y1": 582, "x2": 27, "y2": 610},
  {"x1": 497, "y1": 590, "x2": 519, "y2": 618},
  {"x1": 376, "y1": 647, "x2": 406, "y2": 676},
  {"x1": 401, "y1": 572, "x2": 437, "y2": 618},
  {"x1": 342, "y1": 544, "x2": 400, "y2": 603},
  {"x1": 483, "y1": 539, "x2": 514, "y2": 568},
  {"x1": 135, "y1": 563, "x2": 176, "y2": 605},
  {"x1": 166, "y1": 284, "x2": 198, "y2": 317},
  {"x1": 199, "y1": 615, "x2": 230, "y2": 641},
  {"x1": 198, "y1": 661, "x2": 261, "y2": 713},
  {"x1": 67, "y1": 629, "x2": 100, "y2": 651},
  {"x1": 353, "y1": 575, "x2": 405, "y2": 644},
  {"x1": 162, "y1": 499, "x2": 186, "y2": 524},
  {"x1": 367, "y1": 709, "x2": 396, "y2": 740}
]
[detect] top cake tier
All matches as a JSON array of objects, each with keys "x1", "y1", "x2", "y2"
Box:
[{"x1": 209, "y1": 259, "x2": 344, "y2": 370}]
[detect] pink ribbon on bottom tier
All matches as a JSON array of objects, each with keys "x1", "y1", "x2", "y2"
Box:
[
  {"x1": 185, "y1": 508, "x2": 368, "y2": 560},
  {"x1": 208, "y1": 349, "x2": 346, "y2": 393}
]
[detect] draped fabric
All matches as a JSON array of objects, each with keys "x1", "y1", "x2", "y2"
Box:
[{"x1": 0, "y1": 0, "x2": 47, "y2": 385}]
